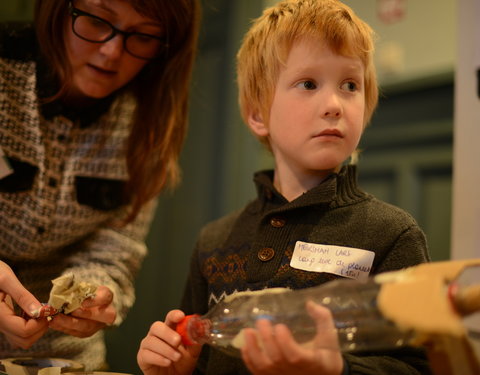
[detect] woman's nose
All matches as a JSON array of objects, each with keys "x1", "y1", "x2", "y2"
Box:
[{"x1": 99, "y1": 35, "x2": 124, "y2": 59}]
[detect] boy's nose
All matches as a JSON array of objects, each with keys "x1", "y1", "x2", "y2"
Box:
[
  {"x1": 324, "y1": 109, "x2": 341, "y2": 117},
  {"x1": 322, "y1": 92, "x2": 342, "y2": 118}
]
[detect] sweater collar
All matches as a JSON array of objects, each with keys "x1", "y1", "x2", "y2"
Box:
[{"x1": 253, "y1": 165, "x2": 366, "y2": 209}]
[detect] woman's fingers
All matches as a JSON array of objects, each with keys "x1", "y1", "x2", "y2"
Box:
[
  {"x1": 48, "y1": 313, "x2": 105, "y2": 338},
  {"x1": 0, "y1": 262, "x2": 42, "y2": 316}
]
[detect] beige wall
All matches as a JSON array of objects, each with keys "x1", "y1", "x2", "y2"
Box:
[
  {"x1": 263, "y1": 0, "x2": 456, "y2": 87},
  {"x1": 451, "y1": 0, "x2": 480, "y2": 259}
]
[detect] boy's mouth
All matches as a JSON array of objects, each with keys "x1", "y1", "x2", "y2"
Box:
[{"x1": 314, "y1": 129, "x2": 343, "y2": 138}]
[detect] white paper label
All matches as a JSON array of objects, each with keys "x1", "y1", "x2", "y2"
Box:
[
  {"x1": 0, "y1": 146, "x2": 13, "y2": 179},
  {"x1": 290, "y1": 241, "x2": 375, "y2": 281}
]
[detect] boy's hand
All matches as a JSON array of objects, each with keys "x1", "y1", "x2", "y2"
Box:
[
  {"x1": 241, "y1": 301, "x2": 344, "y2": 375},
  {"x1": 48, "y1": 285, "x2": 116, "y2": 337},
  {"x1": 137, "y1": 309, "x2": 202, "y2": 375}
]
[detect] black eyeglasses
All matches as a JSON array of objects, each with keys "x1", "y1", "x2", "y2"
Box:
[{"x1": 68, "y1": 1, "x2": 167, "y2": 60}]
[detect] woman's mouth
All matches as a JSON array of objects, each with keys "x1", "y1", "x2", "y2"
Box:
[{"x1": 87, "y1": 64, "x2": 116, "y2": 76}]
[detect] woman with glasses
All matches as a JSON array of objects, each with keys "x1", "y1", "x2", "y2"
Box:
[{"x1": 0, "y1": 0, "x2": 200, "y2": 370}]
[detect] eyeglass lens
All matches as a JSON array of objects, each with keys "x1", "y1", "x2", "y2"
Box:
[{"x1": 73, "y1": 12, "x2": 163, "y2": 59}]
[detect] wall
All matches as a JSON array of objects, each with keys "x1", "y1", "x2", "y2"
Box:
[
  {"x1": 342, "y1": 0, "x2": 455, "y2": 86},
  {"x1": 0, "y1": 1, "x2": 33, "y2": 21},
  {"x1": 264, "y1": 0, "x2": 456, "y2": 87},
  {"x1": 345, "y1": 1, "x2": 455, "y2": 262},
  {"x1": 451, "y1": 0, "x2": 480, "y2": 259}
]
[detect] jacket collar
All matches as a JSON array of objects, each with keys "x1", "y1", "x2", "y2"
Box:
[{"x1": 253, "y1": 164, "x2": 367, "y2": 211}]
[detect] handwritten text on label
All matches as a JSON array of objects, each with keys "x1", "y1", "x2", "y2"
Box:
[{"x1": 290, "y1": 241, "x2": 375, "y2": 281}]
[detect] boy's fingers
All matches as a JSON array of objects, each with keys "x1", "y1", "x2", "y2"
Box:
[
  {"x1": 306, "y1": 301, "x2": 340, "y2": 350},
  {"x1": 165, "y1": 309, "x2": 186, "y2": 327}
]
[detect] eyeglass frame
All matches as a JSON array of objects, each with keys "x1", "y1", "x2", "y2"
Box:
[{"x1": 67, "y1": 0, "x2": 167, "y2": 60}]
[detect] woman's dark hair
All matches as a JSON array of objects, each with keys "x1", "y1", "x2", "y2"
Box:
[{"x1": 34, "y1": 0, "x2": 201, "y2": 223}]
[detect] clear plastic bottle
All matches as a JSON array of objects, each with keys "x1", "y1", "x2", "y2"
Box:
[{"x1": 176, "y1": 278, "x2": 415, "y2": 357}]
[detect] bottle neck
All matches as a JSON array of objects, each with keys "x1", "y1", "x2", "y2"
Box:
[
  {"x1": 176, "y1": 314, "x2": 211, "y2": 346},
  {"x1": 187, "y1": 315, "x2": 211, "y2": 344}
]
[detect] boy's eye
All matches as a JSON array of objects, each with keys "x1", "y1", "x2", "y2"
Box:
[
  {"x1": 341, "y1": 81, "x2": 358, "y2": 92},
  {"x1": 297, "y1": 80, "x2": 317, "y2": 90}
]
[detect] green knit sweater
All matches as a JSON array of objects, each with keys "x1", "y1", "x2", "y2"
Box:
[{"x1": 181, "y1": 165, "x2": 432, "y2": 375}]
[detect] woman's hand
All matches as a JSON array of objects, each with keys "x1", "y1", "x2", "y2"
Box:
[
  {"x1": 241, "y1": 301, "x2": 344, "y2": 375},
  {"x1": 0, "y1": 260, "x2": 49, "y2": 348},
  {"x1": 48, "y1": 285, "x2": 116, "y2": 337},
  {"x1": 137, "y1": 309, "x2": 202, "y2": 375}
]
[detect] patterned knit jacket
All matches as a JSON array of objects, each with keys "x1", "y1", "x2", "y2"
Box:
[
  {"x1": 0, "y1": 23, "x2": 155, "y2": 369},
  {"x1": 181, "y1": 165, "x2": 432, "y2": 375}
]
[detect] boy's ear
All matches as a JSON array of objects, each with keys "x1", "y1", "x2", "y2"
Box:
[{"x1": 247, "y1": 110, "x2": 269, "y2": 137}]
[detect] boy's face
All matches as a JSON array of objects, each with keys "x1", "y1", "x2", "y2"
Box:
[{"x1": 250, "y1": 37, "x2": 365, "y2": 184}]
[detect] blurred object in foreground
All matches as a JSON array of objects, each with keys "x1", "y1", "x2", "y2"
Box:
[{"x1": 178, "y1": 259, "x2": 480, "y2": 375}]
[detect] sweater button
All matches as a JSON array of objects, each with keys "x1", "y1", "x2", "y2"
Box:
[
  {"x1": 265, "y1": 189, "x2": 273, "y2": 200},
  {"x1": 258, "y1": 247, "x2": 275, "y2": 262},
  {"x1": 48, "y1": 177, "x2": 58, "y2": 188},
  {"x1": 270, "y1": 217, "x2": 286, "y2": 228}
]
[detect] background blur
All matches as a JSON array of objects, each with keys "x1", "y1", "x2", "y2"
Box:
[{"x1": 0, "y1": 0, "x2": 466, "y2": 373}]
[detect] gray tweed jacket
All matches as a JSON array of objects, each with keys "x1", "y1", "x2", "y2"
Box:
[{"x1": 0, "y1": 23, "x2": 155, "y2": 370}]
